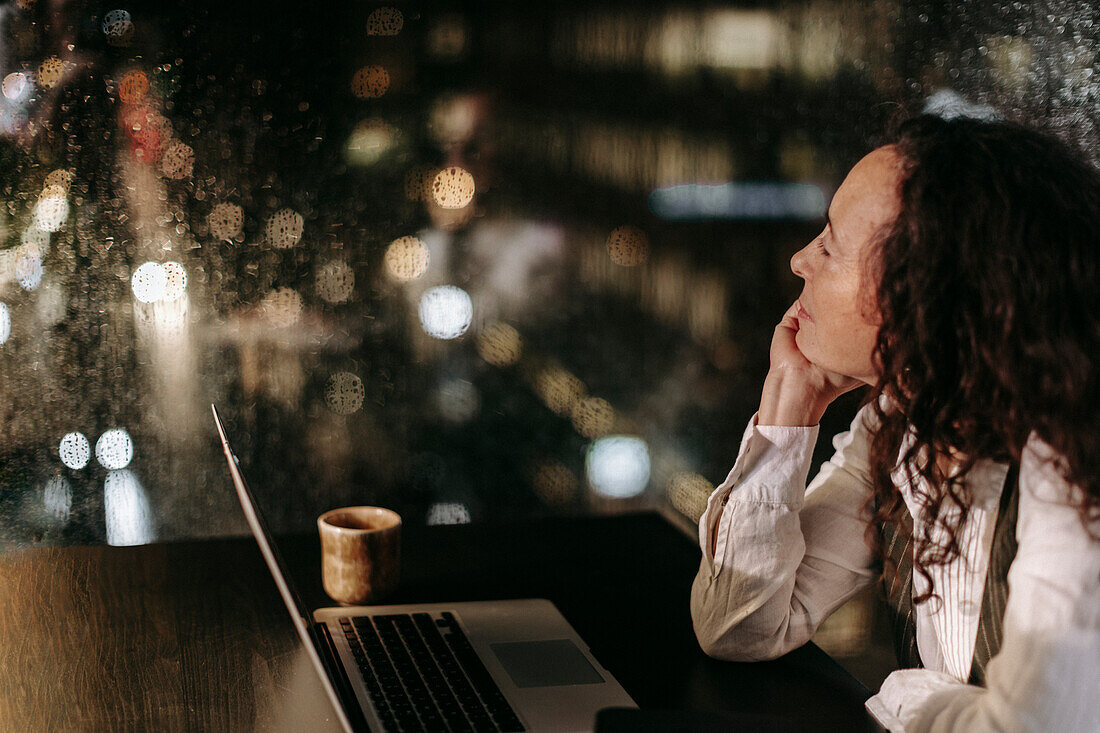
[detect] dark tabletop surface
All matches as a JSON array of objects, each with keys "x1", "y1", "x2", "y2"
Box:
[{"x1": 0, "y1": 511, "x2": 876, "y2": 732}]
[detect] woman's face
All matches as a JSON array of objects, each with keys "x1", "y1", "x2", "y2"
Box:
[{"x1": 790, "y1": 146, "x2": 904, "y2": 385}]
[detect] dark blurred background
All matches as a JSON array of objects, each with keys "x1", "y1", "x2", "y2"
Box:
[{"x1": 1, "y1": 0, "x2": 1097, "y2": 686}]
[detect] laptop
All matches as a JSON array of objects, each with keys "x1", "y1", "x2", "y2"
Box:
[{"x1": 212, "y1": 405, "x2": 637, "y2": 732}]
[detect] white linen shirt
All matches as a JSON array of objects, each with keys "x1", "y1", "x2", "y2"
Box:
[{"x1": 690, "y1": 404, "x2": 1100, "y2": 732}]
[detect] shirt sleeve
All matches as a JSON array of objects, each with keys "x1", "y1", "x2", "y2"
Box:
[
  {"x1": 872, "y1": 435, "x2": 1100, "y2": 732},
  {"x1": 690, "y1": 404, "x2": 880, "y2": 661}
]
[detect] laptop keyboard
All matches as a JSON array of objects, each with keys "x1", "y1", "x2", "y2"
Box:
[{"x1": 339, "y1": 612, "x2": 527, "y2": 732}]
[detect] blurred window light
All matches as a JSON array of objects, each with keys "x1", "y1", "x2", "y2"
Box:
[
  {"x1": 367, "y1": 7, "x2": 404, "y2": 36},
  {"x1": 325, "y1": 372, "x2": 364, "y2": 415},
  {"x1": 161, "y1": 262, "x2": 187, "y2": 302},
  {"x1": 95, "y1": 429, "x2": 134, "y2": 470},
  {"x1": 59, "y1": 431, "x2": 91, "y2": 470},
  {"x1": 586, "y1": 436, "x2": 651, "y2": 498},
  {"x1": 208, "y1": 202, "x2": 244, "y2": 240},
  {"x1": 431, "y1": 166, "x2": 475, "y2": 209},
  {"x1": 265, "y1": 208, "x2": 304, "y2": 249},
  {"x1": 922, "y1": 89, "x2": 1001, "y2": 121},
  {"x1": 426, "y1": 502, "x2": 471, "y2": 526},
  {"x1": 649, "y1": 181, "x2": 826, "y2": 221},
  {"x1": 104, "y1": 469, "x2": 154, "y2": 546},
  {"x1": 131, "y1": 261, "x2": 168, "y2": 303},
  {"x1": 385, "y1": 236, "x2": 430, "y2": 281},
  {"x1": 345, "y1": 119, "x2": 398, "y2": 167},
  {"x1": 698, "y1": 10, "x2": 781, "y2": 70},
  {"x1": 43, "y1": 476, "x2": 73, "y2": 523},
  {"x1": 475, "y1": 322, "x2": 523, "y2": 367},
  {"x1": 0, "y1": 302, "x2": 9, "y2": 344},
  {"x1": 418, "y1": 286, "x2": 472, "y2": 339},
  {"x1": 16, "y1": 250, "x2": 43, "y2": 290}
]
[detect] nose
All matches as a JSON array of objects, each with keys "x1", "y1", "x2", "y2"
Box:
[{"x1": 790, "y1": 242, "x2": 812, "y2": 280}]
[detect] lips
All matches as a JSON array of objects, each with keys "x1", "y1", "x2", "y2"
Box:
[{"x1": 797, "y1": 301, "x2": 812, "y2": 321}]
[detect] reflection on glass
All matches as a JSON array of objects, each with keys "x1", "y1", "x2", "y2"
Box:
[
  {"x1": 104, "y1": 469, "x2": 153, "y2": 547},
  {"x1": 95, "y1": 429, "x2": 134, "y2": 471},
  {"x1": 58, "y1": 432, "x2": 91, "y2": 470},
  {"x1": 586, "y1": 436, "x2": 651, "y2": 498}
]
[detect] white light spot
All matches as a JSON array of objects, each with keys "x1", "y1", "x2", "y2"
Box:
[
  {"x1": 586, "y1": 436, "x2": 651, "y2": 498},
  {"x1": 325, "y1": 372, "x2": 364, "y2": 415},
  {"x1": 104, "y1": 469, "x2": 154, "y2": 546},
  {"x1": 345, "y1": 119, "x2": 397, "y2": 167},
  {"x1": 16, "y1": 251, "x2": 43, "y2": 290},
  {"x1": 95, "y1": 428, "x2": 134, "y2": 470},
  {"x1": 208, "y1": 202, "x2": 244, "y2": 240},
  {"x1": 0, "y1": 302, "x2": 10, "y2": 345},
  {"x1": 2, "y1": 72, "x2": 29, "y2": 100},
  {"x1": 436, "y1": 378, "x2": 480, "y2": 422},
  {"x1": 417, "y1": 285, "x2": 472, "y2": 340},
  {"x1": 264, "y1": 208, "x2": 304, "y2": 248},
  {"x1": 161, "y1": 261, "x2": 187, "y2": 302},
  {"x1": 34, "y1": 187, "x2": 70, "y2": 232},
  {"x1": 426, "y1": 502, "x2": 471, "y2": 526},
  {"x1": 131, "y1": 261, "x2": 167, "y2": 303},
  {"x1": 43, "y1": 476, "x2": 72, "y2": 523},
  {"x1": 59, "y1": 431, "x2": 91, "y2": 470}
]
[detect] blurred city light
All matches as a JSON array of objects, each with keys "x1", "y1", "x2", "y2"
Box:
[
  {"x1": 366, "y1": 7, "x2": 404, "y2": 36},
  {"x1": 161, "y1": 262, "x2": 187, "y2": 302},
  {"x1": 58, "y1": 431, "x2": 91, "y2": 470},
  {"x1": 384, "y1": 236, "x2": 430, "y2": 281},
  {"x1": 104, "y1": 469, "x2": 154, "y2": 546},
  {"x1": 649, "y1": 181, "x2": 827, "y2": 221},
  {"x1": 417, "y1": 285, "x2": 472, "y2": 339},
  {"x1": 586, "y1": 436, "x2": 651, "y2": 498},
  {"x1": 95, "y1": 429, "x2": 134, "y2": 470},
  {"x1": 431, "y1": 166, "x2": 475, "y2": 209},
  {"x1": 426, "y1": 502, "x2": 472, "y2": 526},
  {"x1": 475, "y1": 322, "x2": 523, "y2": 367},
  {"x1": 0, "y1": 302, "x2": 9, "y2": 345},
  {"x1": 265, "y1": 208, "x2": 304, "y2": 248},
  {"x1": 131, "y1": 262, "x2": 168, "y2": 303},
  {"x1": 325, "y1": 372, "x2": 364, "y2": 415},
  {"x1": 208, "y1": 202, "x2": 244, "y2": 240}
]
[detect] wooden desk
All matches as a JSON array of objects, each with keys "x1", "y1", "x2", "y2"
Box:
[{"x1": 0, "y1": 512, "x2": 876, "y2": 731}]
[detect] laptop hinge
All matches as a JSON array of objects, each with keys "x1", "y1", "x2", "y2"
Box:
[{"x1": 310, "y1": 621, "x2": 371, "y2": 732}]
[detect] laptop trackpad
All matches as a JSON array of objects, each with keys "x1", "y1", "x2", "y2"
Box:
[{"x1": 490, "y1": 639, "x2": 606, "y2": 688}]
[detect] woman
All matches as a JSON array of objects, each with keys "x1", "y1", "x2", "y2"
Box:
[{"x1": 690, "y1": 115, "x2": 1099, "y2": 731}]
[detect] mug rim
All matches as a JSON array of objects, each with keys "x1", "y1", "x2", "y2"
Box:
[{"x1": 318, "y1": 505, "x2": 402, "y2": 534}]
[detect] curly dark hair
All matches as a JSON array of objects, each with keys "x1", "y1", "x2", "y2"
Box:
[{"x1": 863, "y1": 114, "x2": 1100, "y2": 604}]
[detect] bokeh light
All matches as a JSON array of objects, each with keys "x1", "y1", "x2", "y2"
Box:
[
  {"x1": 325, "y1": 372, "x2": 364, "y2": 415},
  {"x1": 366, "y1": 7, "x2": 404, "y2": 35},
  {"x1": 530, "y1": 460, "x2": 578, "y2": 506},
  {"x1": 34, "y1": 187, "x2": 69, "y2": 232},
  {"x1": 571, "y1": 396, "x2": 616, "y2": 439},
  {"x1": 436, "y1": 378, "x2": 480, "y2": 422},
  {"x1": 37, "y1": 57, "x2": 63, "y2": 88},
  {"x1": 586, "y1": 436, "x2": 651, "y2": 498},
  {"x1": 131, "y1": 262, "x2": 167, "y2": 303},
  {"x1": 426, "y1": 502, "x2": 471, "y2": 526},
  {"x1": 431, "y1": 166, "x2": 476, "y2": 209},
  {"x1": 0, "y1": 302, "x2": 9, "y2": 345},
  {"x1": 316, "y1": 259, "x2": 355, "y2": 304},
  {"x1": 95, "y1": 428, "x2": 134, "y2": 470},
  {"x1": 533, "y1": 365, "x2": 585, "y2": 415},
  {"x1": 265, "y1": 208, "x2": 304, "y2": 248},
  {"x1": 417, "y1": 285, "x2": 473, "y2": 340},
  {"x1": 160, "y1": 140, "x2": 195, "y2": 179},
  {"x1": 16, "y1": 251, "x2": 43, "y2": 291},
  {"x1": 384, "y1": 236, "x2": 430, "y2": 281},
  {"x1": 208, "y1": 202, "x2": 244, "y2": 240},
  {"x1": 161, "y1": 262, "x2": 187, "y2": 302},
  {"x1": 43, "y1": 476, "x2": 72, "y2": 523},
  {"x1": 118, "y1": 69, "x2": 149, "y2": 104},
  {"x1": 44, "y1": 169, "x2": 74, "y2": 191},
  {"x1": 475, "y1": 322, "x2": 523, "y2": 367},
  {"x1": 104, "y1": 469, "x2": 153, "y2": 546},
  {"x1": 606, "y1": 225, "x2": 649, "y2": 266},
  {"x1": 101, "y1": 9, "x2": 134, "y2": 44},
  {"x1": 666, "y1": 472, "x2": 713, "y2": 523},
  {"x1": 3, "y1": 73, "x2": 29, "y2": 100},
  {"x1": 345, "y1": 119, "x2": 398, "y2": 166},
  {"x1": 59, "y1": 431, "x2": 91, "y2": 470},
  {"x1": 261, "y1": 287, "x2": 303, "y2": 327},
  {"x1": 351, "y1": 66, "x2": 390, "y2": 99},
  {"x1": 403, "y1": 165, "x2": 436, "y2": 201}
]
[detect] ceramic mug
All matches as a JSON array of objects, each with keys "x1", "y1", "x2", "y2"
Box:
[{"x1": 317, "y1": 506, "x2": 401, "y2": 605}]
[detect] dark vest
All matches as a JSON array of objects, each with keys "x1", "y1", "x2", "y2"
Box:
[{"x1": 878, "y1": 463, "x2": 1020, "y2": 687}]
